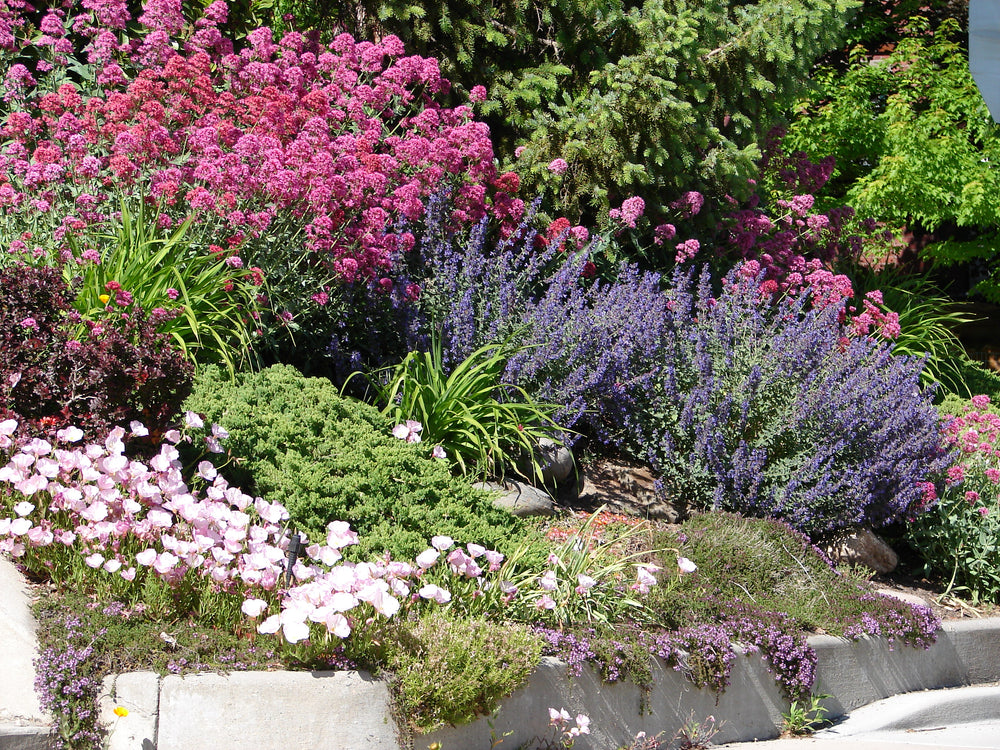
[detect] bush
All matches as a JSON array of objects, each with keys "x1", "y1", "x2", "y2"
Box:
[
  {"x1": 363, "y1": 611, "x2": 542, "y2": 733},
  {"x1": 908, "y1": 396, "x2": 1000, "y2": 604},
  {"x1": 405, "y1": 193, "x2": 673, "y2": 448},
  {"x1": 635, "y1": 264, "x2": 951, "y2": 536},
  {"x1": 0, "y1": 264, "x2": 192, "y2": 439},
  {"x1": 183, "y1": 364, "x2": 534, "y2": 558},
  {"x1": 1, "y1": 4, "x2": 518, "y2": 358}
]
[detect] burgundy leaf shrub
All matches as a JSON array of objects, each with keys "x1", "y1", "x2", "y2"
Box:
[{"x1": 0, "y1": 263, "x2": 192, "y2": 439}]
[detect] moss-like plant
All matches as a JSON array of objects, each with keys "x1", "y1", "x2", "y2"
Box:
[
  {"x1": 367, "y1": 611, "x2": 542, "y2": 733},
  {"x1": 183, "y1": 364, "x2": 536, "y2": 559},
  {"x1": 646, "y1": 513, "x2": 939, "y2": 646}
]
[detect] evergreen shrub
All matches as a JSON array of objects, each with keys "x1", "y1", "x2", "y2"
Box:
[{"x1": 183, "y1": 364, "x2": 531, "y2": 558}]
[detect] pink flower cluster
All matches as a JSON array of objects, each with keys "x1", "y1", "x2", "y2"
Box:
[
  {"x1": 608, "y1": 196, "x2": 645, "y2": 229},
  {"x1": 0, "y1": 416, "x2": 292, "y2": 589},
  {"x1": 732, "y1": 260, "x2": 899, "y2": 341},
  {"x1": 935, "y1": 397, "x2": 1000, "y2": 518},
  {"x1": 0, "y1": 415, "x2": 664, "y2": 645},
  {"x1": 0, "y1": 3, "x2": 521, "y2": 284}
]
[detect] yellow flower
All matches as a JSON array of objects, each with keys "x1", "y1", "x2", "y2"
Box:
[
  {"x1": 113, "y1": 706, "x2": 129, "y2": 718},
  {"x1": 99, "y1": 294, "x2": 110, "y2": 304}
]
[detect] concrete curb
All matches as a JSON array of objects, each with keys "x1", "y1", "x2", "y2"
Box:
[{"x1": 90, "y1": 617, "x2": 1000, "y2": 750}]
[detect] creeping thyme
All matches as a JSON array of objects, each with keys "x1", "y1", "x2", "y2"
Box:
[{"x1": 34, "y1": 616, "x2": 107, "y2": 750}]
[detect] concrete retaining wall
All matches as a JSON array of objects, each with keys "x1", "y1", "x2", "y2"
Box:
[{"x1": 87, "y1": 618, "x2": 1000, "y2": 750}]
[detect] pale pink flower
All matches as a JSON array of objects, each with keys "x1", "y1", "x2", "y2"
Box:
[
  {"x1": 56, "y1": 426, "x2": 84, "y2": 443},
  {"x1": 431, "y1": 535, "x2": 453, "y2": 551},
  {"x1": 419, "y1": 583, "x2": 452, "y2": 604},
  {"x1": 415, "y1": 548, "x2": 439, "y2": 568},
  {"x1": 535, "y1": 594, "x2": 556, "y2": 610},
  {"x1": 549, "y1": 707, "x2": 571, "y2": 725},
  {"x1": 326, "y1": 520, "x2": 358, "y2": 549},
  {"x1": 241, "y1": 598, "x2": 268, "y2": 617},
  {"x1": 539, "y1": 570, "x2": 558, "y2": 591}
]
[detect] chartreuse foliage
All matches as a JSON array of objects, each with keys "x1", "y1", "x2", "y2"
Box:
[
  {"x1": 252, "y1": 0, "x2": 859, "y2": 221},
  {"x1": 359, "y1": 610, "x2": 542, "y2": 732},
  {"x1": 786, "y1": 16, "x2": 1000, "y2": 301},
  {"x1": 184, "y1": 364, "x2": 534, "y2": 559}
]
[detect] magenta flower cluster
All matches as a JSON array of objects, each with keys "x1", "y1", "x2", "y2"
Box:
[{"x1": 0, "y1": 1, "x2": 519, "y2": 288}]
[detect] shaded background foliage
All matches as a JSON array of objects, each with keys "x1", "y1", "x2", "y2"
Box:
[{"x1": 242, "y1": 0, "x2": 861, "y2": 226}]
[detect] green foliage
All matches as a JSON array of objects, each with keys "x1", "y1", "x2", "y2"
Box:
[
  {"x1": 646, "y1": 513, "x2": 924, "y2": 635},
  {"x1": 364, "y1": 610, "x2": 542, "y2": 733},
  {"x1": 68, "y1": 198, "x2": 258, "y2": 375},
  {"x1": 251, "y1": 0, "x2": 858, "y2": 223},
  {"x1": 787, "y1": 16, "x2": 1000, "y2": 302},
  {"x1": 781, "y1": 693, "x2": 832, "y2": 736},
  {"x1": 183, "y1": 364, "x2": 534, "y2": 559},
  {"x1": 846, "y1": 264, "x2": 975, "y2": 396},
  {"x1": 944, "y1": 360, "x2": 1000, "y2": 406},
  {"x1": 359, "y1": 335, "x2": 567, "y2": 481}
]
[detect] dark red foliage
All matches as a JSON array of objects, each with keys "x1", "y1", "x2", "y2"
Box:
[{"x1": 0, "y1": 264, "x2": 192, "y2": 440}]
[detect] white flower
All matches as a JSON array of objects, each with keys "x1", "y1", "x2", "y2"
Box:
[
  {"x1": 241, "y1": 599, "x2": 268, "y2": 618},
  {"x1": 677, "y1": 556, "x2": 697, "y2": 574},
  {"x1": 431, "y1": 535, "x2": 454, "y2": 551},
  {"x1": 13, "y1": 501, "x2": 34, "y2": 517},
  {"x1": 415, "y1": 548, "x2": 440, "y2": 569}
]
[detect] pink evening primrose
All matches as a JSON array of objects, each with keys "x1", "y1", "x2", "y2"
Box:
[{"x1": 677, "y1": 557, "x2": 697, "y2": 574}]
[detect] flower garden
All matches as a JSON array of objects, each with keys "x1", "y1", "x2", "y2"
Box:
[{"x1": 3, "y1": 1, "x2": 1000, "y2": 748}]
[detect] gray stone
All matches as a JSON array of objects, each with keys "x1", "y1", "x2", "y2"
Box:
[
  {"x1": 478, "y1": 480, "x2": 555, "y2": 517},
  {"x1": 537, "y1": 438, "x2": 575, "y2": 484},
  {"x1": 156, "y1": 670, "x2": 402, "y2": 750},
  {"x1": 100, "y1": 672, "x2": 160, "y2": 750},
  {"x1": 824, "y1": 528, "x2": 899, "y2": 574},
  {"x1": 0, "y1": 558, "x2": 48, "y2": 726}
]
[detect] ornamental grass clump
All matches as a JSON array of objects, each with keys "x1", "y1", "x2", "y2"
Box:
[
  {"x1": 359, "y1": 333, "x2": 567, "y2": 480},
  {"x1": 636, "y1": 264, "x2": 952, "y2": 536}
]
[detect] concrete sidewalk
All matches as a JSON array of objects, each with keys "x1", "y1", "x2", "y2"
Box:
[
  {"x1": 0, "y1": 557, "x2": 51, "y2": 750},
  {"x1": 719, "y1": 683, "x2": 1000, "y2": 749}
]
